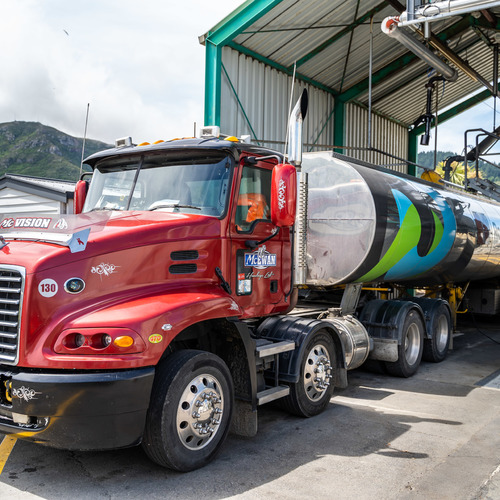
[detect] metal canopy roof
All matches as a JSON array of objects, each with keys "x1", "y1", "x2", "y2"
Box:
[
  {"x1": 202, "y1": 0, "x2": 500, "y2": 134},
  {"x1": 0, "y1": 174, "x2": 75, "y2": 202}
]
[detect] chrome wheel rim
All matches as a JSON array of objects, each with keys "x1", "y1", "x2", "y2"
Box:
[
  {"x1": 303, "y1": 343, "x2": 332, "y2": 402},
  {"x1": 176, "y1": 374, "x2": 224, "y2": 450},
  {"x1": 435, "y1": 315, "x2": 449, "y2": 352},
  {"x1": 404, "y1": 323, "x2": 421, "y2": 365}
]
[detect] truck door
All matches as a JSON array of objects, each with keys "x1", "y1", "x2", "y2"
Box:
[{"x1": 229, "y1": 161, "x2": 290, "y2": 316}]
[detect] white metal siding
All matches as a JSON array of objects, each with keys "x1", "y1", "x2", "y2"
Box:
[
  {"x1": 0, "y1": 187, "x2": 62, "y2": 214},
  {"x1": 344, "y1": 103, "x2": 409, "y2": 173},
  {"x1": 221, "y1": 47, "x2": 335, "y2": 154},
  {"x1": 220, "y1": 48, "x2": 409, "y2": 172}
]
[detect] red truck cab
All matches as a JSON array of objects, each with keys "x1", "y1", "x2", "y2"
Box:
[{"x1": 0, "y1": 135, "x2": 298, "y2": 471}]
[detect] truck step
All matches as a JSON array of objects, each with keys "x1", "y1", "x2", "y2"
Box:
[
  {"x1": 256, "y1": 386, "x2": 290, "y2": 405},
  {"x1": 255, "y1": 339, "x2": 295, "y2": 359}
]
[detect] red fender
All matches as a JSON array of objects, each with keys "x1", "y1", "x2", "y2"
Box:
[{"x1": 43, "y1": 285, "x2": 243, "y2": 369}]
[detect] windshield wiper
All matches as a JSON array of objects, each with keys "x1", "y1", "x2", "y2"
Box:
[
  {"x1": 89, "y1": 207, "x2": 122, "y2": 212},
  {"x1": 149, "y1": 203, "x2": 201, "y2": 211}
]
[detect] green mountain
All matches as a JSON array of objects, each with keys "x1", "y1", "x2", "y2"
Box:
[
  {"x1": 0, "y1": 121, "x2": 112, "y2": 181},
  {"x1": 2, "y1": 122, "x2": 499, "y2": 185},
  {"x1": 417, "y1": 150, "x2": 457, "y2": 169}
]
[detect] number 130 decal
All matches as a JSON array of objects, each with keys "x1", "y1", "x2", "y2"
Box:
[{"x1": 38, "y1": 279, "x2": 58, "y2": 298}]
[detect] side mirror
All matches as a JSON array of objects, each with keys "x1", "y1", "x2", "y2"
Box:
[
  {"x1": 74, "y1": 180, "x2": 89, "y2": 214},
  {"x1": 271, "y1": 163, "x2": 296, "y2": 227}
]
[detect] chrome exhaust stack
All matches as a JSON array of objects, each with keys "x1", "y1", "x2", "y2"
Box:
[{"x1": 286, "y1": 89, "x2": 308, "y2": 166}]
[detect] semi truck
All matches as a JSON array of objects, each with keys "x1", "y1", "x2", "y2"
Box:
[{"x1": 0, "y1": 94, "x2": 499, "y2": 471}]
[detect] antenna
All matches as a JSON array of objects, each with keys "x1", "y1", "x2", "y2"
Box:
[
  {"x1": 79, "y1": 103, "x2": 90, "y2": 179},
  {"x1": 284, "y1": 62, "x2": 297, "y2": 159}
]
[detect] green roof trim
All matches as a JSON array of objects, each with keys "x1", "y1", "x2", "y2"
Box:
[
  {"x1": 205, "y1": 0, "x2": 284, "y2": 47},
  {"x1": 204, "y1": 0, "x2": 284, "y2": 127}
]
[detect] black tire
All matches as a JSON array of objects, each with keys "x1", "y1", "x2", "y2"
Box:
[
  {"x1": 142, "y1": 350, "x2": 233, "y2": 472},
  {"x1": 385, "y1": 309, "x2": 424, "y2": 378},
  {"x1": 423, "y1": 304, "x2": 451, "y2": 363},
  {"x1": 282, "y1": 330, "x2": 335, "y2": 418}
]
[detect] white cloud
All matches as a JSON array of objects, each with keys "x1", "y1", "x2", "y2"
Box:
[
  {"x1": 0, "y1": 0, "x2": 243, "y2": 144},
  {"x1": 7, "y1": 0, "x2": 498, "y2": 158}
]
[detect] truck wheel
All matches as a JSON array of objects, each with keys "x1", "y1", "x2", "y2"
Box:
[
  {"x1": 423, "y1": 304, "x2": 451, "y2": 363},
  {"x1": 142, "y1": 350, "x2": 233, "y2": 472},
  {"x1": 385, "y1": 309, "x2": 424, "y2": 378},
  {"x1": 282, "y1": 330, "x2": 335, "y2": 417}
]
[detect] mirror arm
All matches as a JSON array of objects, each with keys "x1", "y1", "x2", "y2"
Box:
[
  {"x1": 243, "y1": 155, "x2": 283, "y2": 166},
  {"x1": 245, "y1": 227, "x2": 280, "y2": 249}
]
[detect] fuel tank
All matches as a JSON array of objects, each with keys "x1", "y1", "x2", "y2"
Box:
[{"x1": 298, "y1": 151, "x2": 500, "y2": 286}]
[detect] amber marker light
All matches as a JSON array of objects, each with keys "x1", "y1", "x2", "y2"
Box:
[{"x1": 114, "y1": 336, "x2": 134, "y2": 348}]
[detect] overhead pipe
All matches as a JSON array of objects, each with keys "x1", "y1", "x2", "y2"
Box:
[
  {"x1": 381, "y1": 18, "x2": 458, "y2": 81},
  {"x1": 398, "y1": 0, "x2": 500, "y2": 27},
  {"x1": 382, "y1": 16, "x2": 495, "y2": 92},
  {"x1": 424, "y1": 33, "x2": 494, "y2": 92},
  {"x1": 406, "y1": 0, "x2": 416, "y2": 21}
]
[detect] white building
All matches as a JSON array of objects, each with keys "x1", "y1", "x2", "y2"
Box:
[{"x1": 0, "y1": 174, "x2": 75, "y2": 214}]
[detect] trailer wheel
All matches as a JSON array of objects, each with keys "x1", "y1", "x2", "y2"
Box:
[
  {"x1": 142, "y1": 350, "x2": 233, "y2": 472},
  {"x1": 282, "y1": 330, "x2": 335, "y2": 417},
  {"x1": 385, "y1": 309, "x2": 424, "y2": 378},
  {"x1": 423, "y1": 304, "x2": 451, "y2": 363}
]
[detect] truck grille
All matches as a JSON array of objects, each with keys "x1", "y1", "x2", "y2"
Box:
[{"x1": 0, "y1": 266, "x2": 25, "y2": 365}]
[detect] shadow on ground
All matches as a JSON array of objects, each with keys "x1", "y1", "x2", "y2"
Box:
[
  {"x1": 1, "y1": 317, "x2": 498, "y2": 499},
  {"x1": 0, "y1": 391, "x2": 463, "y2": 499}
]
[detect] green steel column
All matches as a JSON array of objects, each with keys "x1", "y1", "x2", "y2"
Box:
[
  {"x1": 334, "y1": 99, "x2": 345, "y2": 154},
  {"x1": 204, "y1": 41, "x2": 222, "y2": 127},
  {"x1": 202, "y1": 0, "x2": 284, "y2": 129},
  {"x1": 408, "y1": 129, "x2": 418, "y2": 177}
]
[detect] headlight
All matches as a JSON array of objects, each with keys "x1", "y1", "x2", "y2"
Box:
[{"x1": 54, "y1": 328, "x2": 145, "y2": 354}]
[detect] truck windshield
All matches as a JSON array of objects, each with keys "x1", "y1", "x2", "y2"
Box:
[{"x1": 82, "y1": 153, "x2": 232, "y2": 217}]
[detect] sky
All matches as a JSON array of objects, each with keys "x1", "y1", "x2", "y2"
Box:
[
  {"x1": 1, "y1": 1, "x2": 498, "y2": 156},
  {"x1": 0, "y1": 0, "x2": 244, "y2": 145}
]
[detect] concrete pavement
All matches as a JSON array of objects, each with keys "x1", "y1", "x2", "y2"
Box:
[{"x1": 0, "y1": 316, "x2": 499, "y2": 499}]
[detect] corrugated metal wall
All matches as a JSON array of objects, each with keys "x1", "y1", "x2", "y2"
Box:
[
  {"x1": 221, "y1": 47, "x2": 335, "y2": 153},
  {"x1": 220, "y1": 47, "x2": 409, "y2": 172},
  {"x1": 0, "y1": 187, "x2": 68, "y2": 214},
  {"x1": 344, "y1": 103, "x2": 409, "y2": 173}
]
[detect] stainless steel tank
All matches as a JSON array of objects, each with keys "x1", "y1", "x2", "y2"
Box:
[{"x1": 297, "y1": 151, "x2": 500, "y2": 287}]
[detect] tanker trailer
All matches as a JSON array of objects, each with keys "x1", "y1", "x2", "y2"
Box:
[
  {"x1": 263, "y1": 150, "x2": 500, "y2": 382},
  {"x1": 298, "y1": 151, "x2": 500, "y2": 287}
]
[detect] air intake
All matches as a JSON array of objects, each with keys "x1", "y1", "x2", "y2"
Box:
[
  {"x1": 169, "y1": 264, "x2": 197, "y2": 274},
  {"x1": 170, "y1": 251, "x2": 199, "y2": 261}
]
